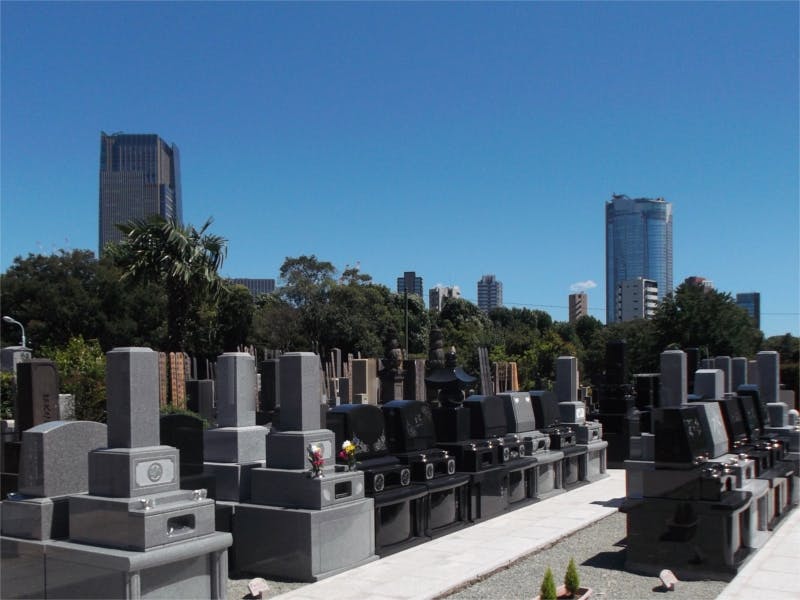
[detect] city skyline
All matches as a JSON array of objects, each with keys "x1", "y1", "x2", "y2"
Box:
[{"x1": 1, "y1": 3, "x2": 797, "y2": 336}]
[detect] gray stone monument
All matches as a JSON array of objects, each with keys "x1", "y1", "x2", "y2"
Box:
[
  {"x1": 748, "y1": 360, "x2": 759, "y2": 388},
  {"x1": 234, "y1": 352, "x2": 376, "y2": 581},
  {"x1": 555, "y1": 356, "x2": 607, "y2": 482},
  {"x1": 38, "y1": 347, "x2": 230, "y2": 599},
  {"x1": 351, "y1": 358, "x2": 378, "y2": 405},
  {"x1": 0, "y1": 420, "x2": 108, "y2": 598},
  {"x1": 659, "y1": 350, "x2": 687, "y2": 407},
  {"x1": 713, "y1": 356, "x2": 732, "y2": 394},
  {"x1": 694, "y1": 369, "x2": 724, "y2": 400},
  {"x1": 731, "y1": 357, "x2": 748, "y2": 392},
  {"x1": 203, "y1": 353, "x2": 267, "y2": 502},
  {"x1": 15, "y1": 359, "x2": 60, "y2": 434},
  {"x1": 756, "y1": 351, "x2": 780, "y2": 405},
  {"x1": 0, "y1": 346, "x2": 31, "y2": 375}
]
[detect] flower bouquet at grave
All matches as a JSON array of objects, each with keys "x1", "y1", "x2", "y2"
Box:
[
  {"x1": 307, "y1": 444, "x2": 324, "y2": 478},
  {"x1": 338, "y1": 437, "x2": 360, "y2": 471}
]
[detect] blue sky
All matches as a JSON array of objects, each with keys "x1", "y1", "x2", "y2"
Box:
[{"x1": 2, "y1": 2, "x2": 798, "y2": 337}]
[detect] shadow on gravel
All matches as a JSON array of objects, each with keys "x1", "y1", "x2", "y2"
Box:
[
  {"x1": 591, "y1": 497, "x2": 626, "y2": 508},
  {"x1": 581, "y1": 548, "x2": 626, "y2": 570}
]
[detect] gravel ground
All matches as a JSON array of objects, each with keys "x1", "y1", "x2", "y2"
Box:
[
  {"x1": 225, "y1": 511, "x2": 729, "y2": 600},
  {"x1": 441, "y1": 511, "x2": 728, "y2": 600}
]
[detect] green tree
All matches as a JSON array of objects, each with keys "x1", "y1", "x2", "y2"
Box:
[
  {"x1": 564, "y1": 558, "x2": 580, "y2": 596},
  {"x1": 0, "y1": 250, "x2": 166, "y2": 351},
  {"x1": 277, "y1": 255, "x2": 336, "y2": 351},
  {"x1": 251, "y1": 294, "x2": 303, "y2": 351},
  {"x1": 108, "y1": 216, "x2": 227, "y2": 352},
  {"x1": 42, "y1": 336, "x2": 106, "y2": 422},
  {"x1": 653, "y1": 284, "x2": 762, "y2": 358},
  {"x1": 540, "y1": 567, "x2": 557, "y2": 600},
  {"x1": 436, "y1": 298, "x2": 493, "y2": 372}
]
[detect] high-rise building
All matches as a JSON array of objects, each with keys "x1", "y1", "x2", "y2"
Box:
[
  {"x1": 684, "y1": 276, "x2": 714, "y2": 291},
  {"x1": 616, "y1": 277, "x2": 659, "y2": 322},
  {"x1": 429, "y1": 285, "x2": 462, "y2": 312},
  {"x1": 230, "y1": 278, "x2": 276, "y2": 298},
  {"x1": 397, "y1": 271, "x2": 424, "y2": 300},
  {"x1": 605, "y1": 194, "x2": 672, "y2": 324},
  {"x1": 99, "y1": 132, "x2": 182, "y2": 253},
  {"x1": 736, "y1": 292, "x2": 761, "y2": 329},
  {"x1": 477, "y1": 274, "x2": 503, "y2": 313},
  {"x1": 568, "y1": 293, "x2": 588, "y2": 323}
]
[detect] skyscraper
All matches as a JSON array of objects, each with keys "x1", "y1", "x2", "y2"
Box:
[
  {"x1": 568, "y1": 293, "x2": 588, "y2": 323},
  {"x1": 99, "y1": 132, "x2": 182, "y2": 253},
  {"x1": 477, "y1": 274, "x2": 503, "y2": 313},
  {"x1": 397, "y1": 271, "x2": 424, "y2": 299},
  {"x1": 429, "y1": 285, "x2": 462, "y2": 312},
  {"x1": 736, "y1": 292, "x2": 761, "y2": 329},
  {"x1": 605, "y1": 194, "x2": 672, "y2": 324}
]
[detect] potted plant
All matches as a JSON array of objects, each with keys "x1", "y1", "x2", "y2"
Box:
[
  {"x1": 533, "y1": 560, "x2": 592, "y2": 600},
  {"x1": 540, "y1": 568, "x2": 557, "y2": 600}
]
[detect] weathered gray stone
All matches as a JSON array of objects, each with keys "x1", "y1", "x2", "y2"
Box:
[
  {"x1": 694, "y1": 369, "x2": 724, "y2": 400},
  {"x1": 249, "y1": 467, "x2": 365, "y2": 509},
  {"x1": 1, "y1": 496, "x2": 70, "y2": 540},
  {"x1": 713, "y1": 356, "x2": 732, "y2": 394},
  {"x1": 278, "y1": 353, "x2": 323, "y2": 431},
  {"x1": 88, "y1": 446, "x2": 180, "y2": 498},
  {"x1": 757, "y1": 351, "x2": 780, "y2": 404},
  {"x1": 265, "y1": 429, "x2": 336, "y2": 471},
  {"x1": 555, "y1": 356, "x2": 579, "y2": 404},
  {"x1": 216, "y1": 353, "x2": 257, "y2": 427},
  {"x1": 202, "y1": 461, "x2": 263, "y2": 502},
  {"x1": 731, "y1": 357, "x2": 748, "y2": 392},
  {"x1": 106, "y1": 348, "x2": 160, "y2": 448},
  {"x1": 659, "y1": 350, "x2": 686, "y2": 407},
  {"x1": 18, "y1": 421, "x2": 107, "y2": 498},
  {"x1": 203, "y1": 426, "x2": 266, "y2": 464}
]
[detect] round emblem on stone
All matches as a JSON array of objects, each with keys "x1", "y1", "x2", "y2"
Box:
[{"x1": 147, "y1": 462, "x2": 164, "y2": 482}]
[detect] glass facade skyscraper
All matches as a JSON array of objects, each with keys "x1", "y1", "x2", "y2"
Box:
[
  {"x1": 605, "y1": 194, "x2": 673, "y2": 324},
  {"x1": 477, "y1": 274, "x2": 503, "y2": 313},
  {"x1": 99, "y1": 132, "x2": 182, "y2": 253}
]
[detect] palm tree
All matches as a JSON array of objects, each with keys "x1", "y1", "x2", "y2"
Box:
[{"x1": 109, "y1": 216, "x2": 227, "y2": 352}]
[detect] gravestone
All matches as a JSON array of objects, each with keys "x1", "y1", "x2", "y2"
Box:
[
  {"x1": 258, "y1": 359, "x2": 280, "y2": 412},
  {"x1": 15, "y1": 360, "x2": 60, "y2": 433},
  {"x1": 351, "y1": 358, "x2": 378, "y2": 405},
  {"x1": 713, "y1": 356, "x2": 732, "y2": 394},
  {"x1": 186, "y1": 379, "x2": 216, "y2": 425},
  {"x1": 756, "y1": 351, "x2": 780, "y2": 405},
  {"x1": 30, "y1": 347, "x2": 230, "y2": 599},
  {"x1": 660, "y1": 350, "x2": 687, "y2": 407},
  {"x1": 234, "y1": 352, "x2": 376, "y2": 581},
  {"x1": 403, "y1": 359, "x2": 427, "y2": 402},
  {"x1": 203, "y1": 353, "x2": 268, "y2": 502},
  {"x1": 694, "y1": 369, "x2": 724, "y2": 400},
  {"x1": 731, "y1": 358, "x2": 748, "y2": 392},
  {"x1": 0, "y1": 346, "x2": 31, "y2": 374},
  {"x1": 0, "y1": 420, "x2": 107, "y2": 598},
  {"x1": 747, "y1": 360, "x2": 759, "y2": 388}
]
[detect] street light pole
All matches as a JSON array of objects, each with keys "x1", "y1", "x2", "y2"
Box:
[{"x1": 2, "y1": 316, "x2": 27, "y2": 348}]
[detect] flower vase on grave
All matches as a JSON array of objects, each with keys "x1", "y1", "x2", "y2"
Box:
[
  {"x1": 339, "y1": 438, "x2": 359, "y2": 471},
  {"x1": 307, "y1": 444, "x2": 324, "y2": 478}
]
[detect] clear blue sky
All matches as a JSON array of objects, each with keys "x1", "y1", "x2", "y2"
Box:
[{"x1": 2, "y1": 2, "x2": 798, "y2": 337}]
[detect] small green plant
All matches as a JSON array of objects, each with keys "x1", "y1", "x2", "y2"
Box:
[
  {"x1": 540, "y1": 567, "x2": 557, "y2": 600},
  {"x1": 0, "y1": 371, "x2": 16, "y2": 419},
  {"x1": 564, "y1": 557, "x2": 580, "y2": 597}
]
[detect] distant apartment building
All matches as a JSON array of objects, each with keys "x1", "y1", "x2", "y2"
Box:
[
  {"x1": 99, "y1": 132, "x2": 182, "y2": 253},
  {"x1": 605, "y1": 194, "x2": 672, "y2": 323},
  {"x1": 429, "y1": 285, "x2": 462, "y2": 312},
  {"x1": 230, "y1": 278, "x2": 276, "y2": 298},
  {"x1": 397, "y1": 271, "x2": 424, "y2": 300},
  {"x1": 616, "y1": 277, "x2": 659, "y2": 322},
  {"x1": 568, "y1": 293, "x2": 588, "y2": 323},
  {"x1": 684, "y1": 276, "x2": 714, "y2": 291},
  {"x1": 477, "y1": 274, "x2": 503, "y2": 313},
  {"x1": 736, "y1": 292, "x2": 761, "y2": 329}
]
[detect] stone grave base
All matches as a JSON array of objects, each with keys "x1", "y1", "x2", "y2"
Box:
[
  {"x1": 532, "y1": 451, "x2": 564, "y2": 500},
  {"x1": 2, "y1": 532, "x2": 230, "y2": 599},
  {"x1": 579, "y1": 440, "x2": 609, "y2": 482},
  {"x1": 467, "y1": 465, "x2": 509, "y2": 522},
  {"x1": 560, "y1": 446, "x2": 588, "y2": 489},
  {"x1": 504, "y1": 457, "x2": 538, "y2": 509},
  {"x1": 232, "y1": 498, "x2": 377, "y2": 581},
  {"x1": 373, "y1": 484, "x2": 429, "y2": 557},
  {"x1": 1, "y1": 537, "x2": 46, "y2": 599},
  {"x1": 421, "y1": 473, "x2": 471, "y2": 538},
  {"x1": 203, "y1": 461, "x2": 264, "y2": 502}
]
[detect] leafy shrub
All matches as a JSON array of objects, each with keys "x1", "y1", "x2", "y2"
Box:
[
  {"x1": 42, "y1": 337, "x2": 106, "y2": 422},
  {"x1": 564, "y1": 557, "x2": 580, "y2": 596},
  {"x1": 0, "y1": 371, "x2": 15, "y2": 419},
  {"x1": 540, "y1": 567, "x2": 557, "y2": 600}
]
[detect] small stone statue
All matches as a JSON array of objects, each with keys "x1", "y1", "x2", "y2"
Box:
[
  {"x1": 382, "y1": 332, "x2": 404, "y2": 376},
  {"x1": 427, "y1": 327, "x2": 446, "y2": 371}
]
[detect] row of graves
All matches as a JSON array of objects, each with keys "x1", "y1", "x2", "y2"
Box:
[
  {"x1": 1, "y1": 343, "x2": 610, "y2": 596},
  {"x1": 600, "y1": 347, "x2": 799, "y2": 581}
]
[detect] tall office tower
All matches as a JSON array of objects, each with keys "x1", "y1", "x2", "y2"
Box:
[
  {"x1": 568, "y1": 293, "x2": 588, "y2": 323},
  {"x1": 684, "y1": 276, "x2": 714, "y2": 291},
  {"x1": 605, "y1": 194, "x2": 672, "y2": 324},
  {"x1": 616, "y1": 277, "x2": 659, "y2": 322},
  {"x1": 477, "y1": 274, "x2": 503, "y2": 313},
  {"x1": 429, "y1": 285, "x2": 462, "y2": 312},
  {"x1": 397, "y1": 271, "x2": 424, "y2": 299},
  {"x1": 99, "y1": 132, "x2": 182, "y2": 254},
  {"x1": 230, "y1": 278, "x2": 276, "y2": 298},
  {"x1": 736, "y1": 292, "x2": 761, "y2": 329}
]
